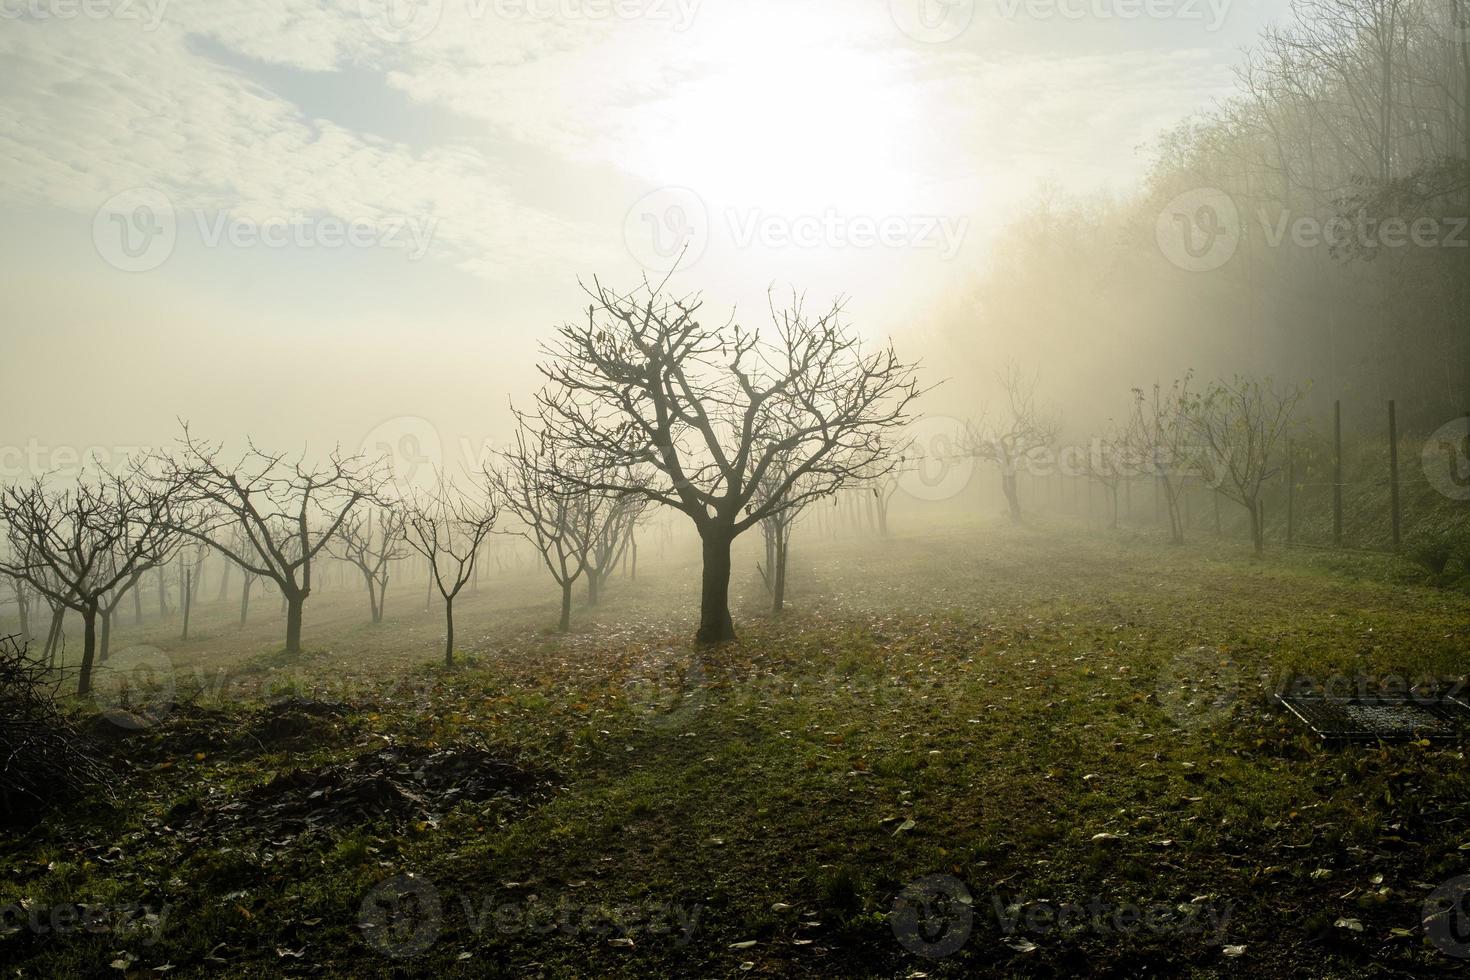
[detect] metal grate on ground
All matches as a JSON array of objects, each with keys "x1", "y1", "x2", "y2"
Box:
[{"x1": 1274, "y1": 694, "x2": 1470, "y2": 742}]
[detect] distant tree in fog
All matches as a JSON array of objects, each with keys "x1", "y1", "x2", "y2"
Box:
[
  {"x1": 156, "y1": 427, "x2": 378, "y2": 656},
  {"x1": 491, "y1": 424, "x2": 595, "y2": 633},
  {"x1": 402, "y1": 478, "x2": 498, "y2": 667},
  {"x1": 584, "y1": 472, "x2": 648, "y2": 607},
  {"x1": 535, "y1": 280, "x2": 922, "y2": 644},
  {"x1": 1182, "y1": 376, "x2": 1303, "y2": 557},
  {"x1": 1081, "y1": 427, "x2": 1129, "y2": 530},
  {"x1": 963, "y1": 365, "x2": 1059, "y2": 525},
  {"x1": 330, "y1": 505, "x2": 408, "y2": 624},
  {"x1": 751, "y1": 440, "x2": 815, "y2": 616},
  {"x1": 1124, "y1": 378, "x2": 1196, "y2": 546}
]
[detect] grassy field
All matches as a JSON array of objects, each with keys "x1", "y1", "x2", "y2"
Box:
[{"x1": 4, "y1": 515, "x2": 1470, "y2": 978}]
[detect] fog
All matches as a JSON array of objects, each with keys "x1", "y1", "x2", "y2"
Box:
[{"x1": 3, "y1": 0, "x2": 1470, "y2": 977}]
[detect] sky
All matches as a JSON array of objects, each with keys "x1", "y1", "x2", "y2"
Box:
[{"x1": 0, "y1": 0, "x2": 1290, "y2": 479}]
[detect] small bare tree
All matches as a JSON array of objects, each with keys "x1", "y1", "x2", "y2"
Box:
[
  {"x1": 1124, "y1": 377, "x2": 1197, "y2": 545},
  {"x1": 157, "y1": 427, "x2": 378, "y2": 655},
  {"x1": 537, "y1": 280, "x2": 922, "y2": 644},
  {"x1": 491, "y1": 424, "x2": 595, "y2": 632},
  {"x1": 751, "y1": 441, "x2": 818, "y2": 616},
  {"x1": 402, "y1": 478, "x2": 498, "y2": 666},
  {"x1": 1081, "y1": 428, "x2": 1129, "y2": 530},
  {"x1": 1183, "y1": 376, "x2": 1303, "y2": 556},
  {"x1": 330, "y1": 506, "x2": 408, "y2": 624},
  {"x1": 963, "y1": 365, "x2": 1059, "y2": 525},
  {"x1": 584, "y1": 468, "x2": 649, "y2": 607},
  {"x1": 0, "y1": 469, "x2": 183, "y2": 695}
]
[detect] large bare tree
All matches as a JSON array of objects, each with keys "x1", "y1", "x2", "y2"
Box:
[
  {"x1": 536, "y1": 280, "x2": 922, "y2": 644},
  {"x1": 156, "y1": 427, "x2": 378, "y2": 655},
  {"x1": 0, "y1": 468, "x2": 183, "y2": 695}
]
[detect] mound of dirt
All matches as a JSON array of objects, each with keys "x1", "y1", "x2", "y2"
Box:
[
  {"x1": 190, "y1": 745, "x2": 555, "y2": 834},
  {"x1": 87, "y1": 699, "x2": 359, "y2": 762}
]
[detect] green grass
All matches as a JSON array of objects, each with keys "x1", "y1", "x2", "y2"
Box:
[{"x1": 3, "y1": 516, "x2": 1470, "y2": 977}]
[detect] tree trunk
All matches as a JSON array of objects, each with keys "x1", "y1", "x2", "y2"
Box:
[
  {"x1": 44, "y1": 606, "x2": 62, "y2": 667},
  {"x1": 77, "y1": 604, "x2": 98, "y2": 697},
  {"x1": 587, "y1": 570, "x2": 601, "y2": 606},
  {"x1": 99, "y1": 608, "x2": 112, "y2": 663},
  {"x1": 772, "y1": 525, "x2": 788, "y2": 616},
  {"x1": 240, "y1": 575, "x2": 251, "y2": 627},
  {"x1": 378, "y1": 575, "x2": 389, "y2": 624},
  {"x1": 15, "y1": 584, "x2": 30, "y2": 646},
  {"x1": 180, "y1": 569, "x2": 192, "y2": 641},
  {"x1": 132, "y1": 583, "x2": 142, "y2": 625},
  {"x1": 1001, "y1": 472, "x2": 1023, "y2": 524},
  {"x1": 558, "y1": 580, "x2": 572, "y2": 632},
  {"x1": 284, "y1": 591, "x2": 304, "y2": 655},
  {"x1": 443, "y1": 597, "x2": 455, "y2": 666},
  {"x1": 697, "y1": 530, "x2": 736, "y2": 644}
]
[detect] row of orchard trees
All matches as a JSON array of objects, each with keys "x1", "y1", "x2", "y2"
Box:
[
  {"x1": 958, "y1": 368, "x2": 1303, "y2": 557},
  {"x1": 1, "y1": 277, "x2": 924, "y2": 695}
]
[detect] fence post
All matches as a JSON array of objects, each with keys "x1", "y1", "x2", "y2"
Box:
[
  {"x1": 1388, "y1": 399, "x2": 1401, "y2": 552},
  {"x1": 1285, "y1": 438, "x2": 1295, "y2": 546},
  {"x1": 1333, "y1": 400, "x2": 1343, "y2": 548}
]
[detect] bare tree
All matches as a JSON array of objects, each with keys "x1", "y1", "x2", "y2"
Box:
[
  {"x1": 1124, "y1": 378, "x2": 1198, "y2": 546},
  {"x1": 1183, "y1": 376, "x2": 1304, "y2": 556},
  {"x1": 751, "y1": 442, "x2": 819, "y2": 616},
  {"x1": 402, "y1": 478, "x2": 498, "y2": 666},
  {"x1": 963, "y1": 365, "x2": 1059, "y2": 525},
  {"x1": 0, "y1": 469, "x2": 182, "y2": 695},
  {"x1": 156, "y1": 427, "x2": 378, "y2": 655},
  {"x1": 330, "y1": 505, "x2": 408, "y2": 624},
  {"x1": 491, "y1": 424, "x2": 595, "y2": 632},
  {"x1": 536, "y1": 280, "x2": 922, "y2": 644},
  {"x1": 584, "y1": 469, "x2": 649, "y2": 607},
  {"x1": 1081, "y1": 428, "x2": 1129, "y2": 530}
]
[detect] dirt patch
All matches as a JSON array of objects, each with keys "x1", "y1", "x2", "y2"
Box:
[
  {"x1": 182, "y1": 745, "x2": 556, "y2": 835},
  {"x1": 85, "y1": 699, "x2": 360, "y2": 762}
]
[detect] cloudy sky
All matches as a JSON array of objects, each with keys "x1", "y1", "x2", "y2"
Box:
[{"x1": 0, "y1": 0, "x2": 1286, "y2": 472}]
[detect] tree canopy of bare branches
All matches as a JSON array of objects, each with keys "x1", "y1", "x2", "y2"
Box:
[
  {"x1": 402, "y1": 478, "x2": 499, "y2": 666},
  {"x1": 0, "y1": 467, "x2": 183, "y2": 695},
  {"x1": 330, "y1": 505, "x2": 408, "y2": 624},
  {"x1": 1183, "y1": 376, "x2": 1304, "y2": 556},
  {"x1": 963, "y1": 365, "x2": 1060, "y2": 524},
  {"x1": 154, "y1": 426, "x2": 379, "y2": 655},
  {"x1": 535, "y1": 278, "x2": 923, "y2": 643}
]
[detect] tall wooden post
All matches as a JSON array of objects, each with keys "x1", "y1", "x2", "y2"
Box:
[
  {"x1": 1285, "y1": 438, "x2": 1295, "y2": 546},
  {"x1": 1333, "y1": 400, "x2": 1343, "y2": 548},
  {"x1": 1388, "y1": 400, "x2": 1401, "y2": 552}
]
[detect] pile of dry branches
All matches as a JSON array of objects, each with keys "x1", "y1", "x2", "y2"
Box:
[{"x1": 0, "y1": 633, "x2": 111, "y2": 824}]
